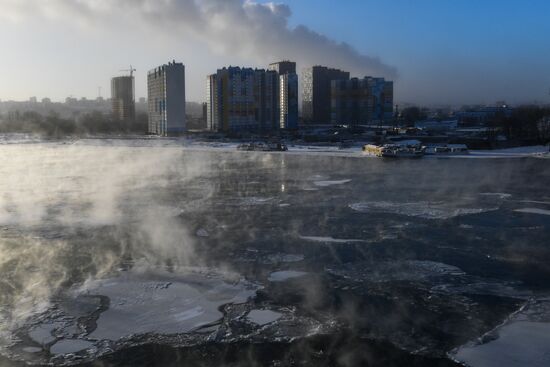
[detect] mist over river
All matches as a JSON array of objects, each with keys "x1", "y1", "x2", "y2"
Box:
[{"x1": 1, "y1": 139, "x2": 549, "y2": 366}]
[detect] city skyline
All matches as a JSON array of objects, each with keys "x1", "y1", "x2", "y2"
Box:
[{"x1": 1, "y1": 0, "x2": 550, "y2": 105}]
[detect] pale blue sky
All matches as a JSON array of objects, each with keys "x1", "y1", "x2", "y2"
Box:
[
  {"x1": 1, "y1": 0, "x2": 549, "y2": 106},
  {"x1": 285, "y1": 0, "x2": 550, "y2": 105}
]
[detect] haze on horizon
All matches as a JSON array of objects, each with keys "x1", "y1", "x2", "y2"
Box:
[{"x1": 1, "y1": 0, "x2": 549, "y2": 106}]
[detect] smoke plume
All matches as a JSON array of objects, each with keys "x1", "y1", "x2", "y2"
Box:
[{"x1": 0, "y1": 0, "x2": 397, "y2": 78}]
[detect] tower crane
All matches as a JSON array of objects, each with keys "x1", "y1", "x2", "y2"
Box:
[{"x1": 119, "y1": 65, "x2": 136, "y2": 77}]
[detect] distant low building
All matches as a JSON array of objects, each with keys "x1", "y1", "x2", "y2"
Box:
[
  {"x1": 455, "y1": 104, "x2": 513, "y2": 125},
  {"x1": 0, "y1": 97, "x2": 112, "y2": 119},
  {"x1": 415, "y1": 120, "x2": 458, "y2": 132},
  {"x1": 331, "y1": 77, "x2": 393, "y2": 125},
  {"x1": 147, "y1": 61, "x2": 186, "y2": 136}
]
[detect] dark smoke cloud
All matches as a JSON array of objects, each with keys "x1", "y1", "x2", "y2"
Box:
[{"x1": 0, "y1": 0, "x2": 397, "y2": 78}]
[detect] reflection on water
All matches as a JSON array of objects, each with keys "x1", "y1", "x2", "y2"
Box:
[{"x1": 0, "y1": 140, "x2": 549, "y2": 366}]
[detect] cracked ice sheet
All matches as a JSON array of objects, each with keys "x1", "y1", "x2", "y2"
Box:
[{"x1": 76, "y1": 271, "x2": 258, "y2": 341}]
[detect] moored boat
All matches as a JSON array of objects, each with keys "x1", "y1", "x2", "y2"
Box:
[
  {"x1": 381, "y1": 144, "x2": 425, "y2": 158},
  {"x1": 237, "y1": 141, "x2": 288, "y2": 152},
  {"x1": 362, "y1": 144, "x2": 384, "y2": 157},
  {"x1": 425, "y1": 144, "x2": 469, "y2": 155},
  {"x1": 363, "y1": 142, "x2": 425, "y2": 158}
]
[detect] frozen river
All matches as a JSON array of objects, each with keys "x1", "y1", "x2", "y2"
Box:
[{"x1": 0, "y1": 139, "x2": 549, "y2": 366}]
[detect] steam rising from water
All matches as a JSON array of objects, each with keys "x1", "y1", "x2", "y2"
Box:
[
  {"x1": 0, "y1": 143, "x2": 212, "y2": 332},
  {"x1": 1, "y1": 140, "x2": 549, "y2": 366}
]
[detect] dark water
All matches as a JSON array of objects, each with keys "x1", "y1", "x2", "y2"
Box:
[{"x1": 1, "y1": 143, "x2": 549, "y2": 366}]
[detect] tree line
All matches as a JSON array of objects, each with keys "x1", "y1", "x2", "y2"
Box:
[
  {"x1": 400, "y1": 105, "x2": 550, "y2": 143},
  {"x1": 0, "y1": 110, "x2": 149, "y2": 138},
  {"x1": 488, "y1": 106, "x2": 550, "y2": 143}
]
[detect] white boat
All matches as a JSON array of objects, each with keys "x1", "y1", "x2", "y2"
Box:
[
  {"x1": 237, "y1": 142, "x2": 288, "y2": 152},
  {"x1": 381, "y1": 144, "x2": 425, "y2": 158},
  {"x1": 425, "y1": 144, "x2": 469, "y2": 155}
]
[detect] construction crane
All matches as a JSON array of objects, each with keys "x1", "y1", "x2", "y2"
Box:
[{"x1": 119, "y1": 65, "x2": 136, "y2": 77}]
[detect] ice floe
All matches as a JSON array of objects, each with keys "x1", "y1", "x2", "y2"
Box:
[
  {"x1": 515, "y1": 199, "x2": 550, "y2": 205},
  {"x1": 268, "y1": 271, "x2": 308, "y2": 282},
  {"x1": 479, "y1": 193, "x2": 512, "y2": 199},
  {"x1": 196, "y1": 228, "x2": 210, "y2": 237},
  {"x1": 238, "y1": 197, "x2": 275, "y2": 206},
  {"x1": 349, "y1": 201, "x2": 498, "y2": 220},
  {"x1": 246, "y1": 310, "x2": 282, "y2": 326},
  {"x1": 455, "y1": 322, "x2": 550, "y2": 367},
  {"x1": 453, "y1": 300, "x2": 550, "y2": 367},
  {"x1": 263, "y1": 253, "x2": 305, "y2": 264},
  {"x1": 326, "y1": 260, "x2": 466, "y2": 283},
  {"x1": 234, "y1": 250, "x2": 304, "y2": 264},
  {"x1": 50, "y1": 339, "x2": 95, "y2": 355},
  {"x1": 313, "y1": 179, "x2": 351, "y2": 187},
  {"x1": 29, "y1": 323, "x2": 61, "y2": 345},
  {"x1": 300, "y1": 235, "x2": 367, "y2": 244},
  {"x1": 21, "y1": 347, "x2": 42, "y2": 354},
  {"x1": 80, "y1": 272, "x2": 257, "y2": 341},
  {"x1": 514, "y1": 208, "x2": 550, "y2": 216}
]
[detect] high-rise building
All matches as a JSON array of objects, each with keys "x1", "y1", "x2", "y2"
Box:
[
  {"x1": 270, "y1": 61, "x2": 299, "y2": 130},
  {"x1": 279, "y1": 73, "x2": 299, "y2": 129},
  {"x1": 206, "y1": 67, "x2": 279, "y2": 133},
  {"x1": 302, "y1": 66, "x2": 350, "y2": 124},
  {"x1": 111, "y1": 76, "x2": 135, "y2": 122},
  {"x1": 202, "y1": 102, "x2": 207, "y2": 127},
  {"x1": 268, "y1": 61, "x2": 296, "y2": 75},
  {"x1": 206, "y1": 74, "x2": 219, "y2": 132},
  {"x1": 256, "y1": 68, "x2": 280, "y2": 131},
  {"x1": 331, "y1": 77, "x2": 393, "y2": 125},
  {"x1": 147, "y1": 61, "x2": 186, "y2": 136}
]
